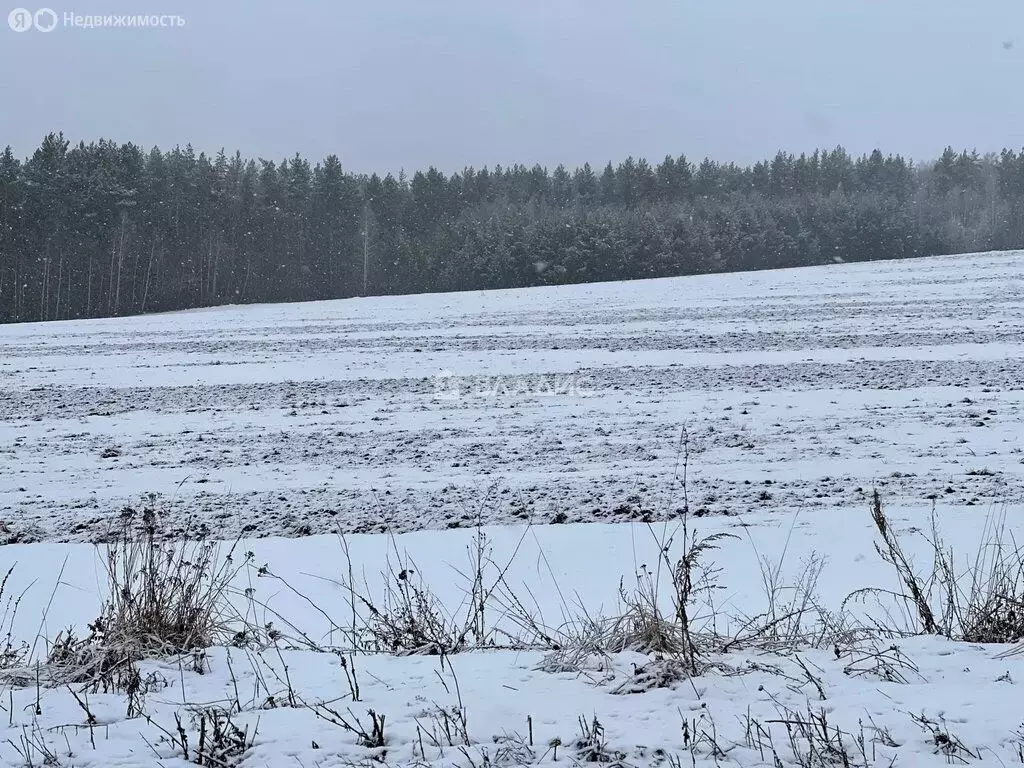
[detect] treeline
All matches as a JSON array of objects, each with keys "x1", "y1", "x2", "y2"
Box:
[{"x1": 2, "y1": 134, "x2": 1023, "y2": 324}]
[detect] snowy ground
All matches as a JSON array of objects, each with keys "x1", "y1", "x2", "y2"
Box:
[
  {"x1": 0, "y1": 508, "x2": 1022, "y2": 766},
  {"x1": 0, "y1": 251, "x2": 1023, "y2": 767},
  {"x1": 1, "y1": 250, "x2": 1023, "y2": 542}
]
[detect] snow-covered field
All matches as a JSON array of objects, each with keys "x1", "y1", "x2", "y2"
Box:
[
  {"x1": 1, "y1": 250, "x2": 1023, "y2": 542},
  {"x1": 0, "y1": 250, "x2": 1022, "y2": 767},
  {"x1": 0, "y1": 507, "x2": 1022, "y2": 766}
]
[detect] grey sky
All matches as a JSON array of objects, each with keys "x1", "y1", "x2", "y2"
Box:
[{"x1": 2, "y1": 0, "x2": 1023, "y2": 174}]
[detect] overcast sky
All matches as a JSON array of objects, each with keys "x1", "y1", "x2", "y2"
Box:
[{"x1": 2, "y1": 0, "x2": 1023, "y2": 174}]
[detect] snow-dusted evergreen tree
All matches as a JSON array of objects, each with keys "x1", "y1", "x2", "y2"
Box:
[{"x1": 1, "y1": 135, "x2": 1023, "y2": 323}]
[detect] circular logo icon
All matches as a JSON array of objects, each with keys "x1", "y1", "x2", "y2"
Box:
[
  {"x1": 34, "y1": 7, "x2": 57, "y2": 32},
  {"x1": 8, "y1": 7, "x2": 34, "y2": 31}
]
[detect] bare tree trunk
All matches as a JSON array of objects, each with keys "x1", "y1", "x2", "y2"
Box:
[
  {"x1": 39, "y1": 247, "x2": 49, "y2": 321},
  {"x1": 66, "y1": 265, "x2": 72, "y2": 319},
  {"x1": 87, "y1": 256, "x2": 94, "y2": 316},
  {"x1": 107, "y1": 239, "x2": 116, "y2": 314},
  {"x1": 15, "y1": 264, "x2": 23, "y2": 321},
  {"x1": 211, "y1": 234, "x2": 221, "y2": 301},
  {"x1": 242, "y1": 251, "x2": 252, "y2": 300},
  {"x1": 54, "y1": 249, "x2": 63, "y2": 320},
  {"x1": 141, "y1": 240, "x2": 156, "y2": 314},
  {"x1": 113, "y1": 213, "x2": 127, "y2": 315},
  {"x1": 130, "y1": 238, "x2": 142, "y2": 311},
  {"x1": 204, "y1": 238, "x2": 213, "y2": 303}
]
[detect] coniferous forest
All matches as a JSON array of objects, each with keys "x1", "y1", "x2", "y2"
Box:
[{"x1": 1, "y1": 134, "x2": 1022, "y2": 324}]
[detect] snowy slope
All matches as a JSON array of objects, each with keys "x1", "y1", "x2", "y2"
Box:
[
  {"x1": 0, "y1": 251, "x2": 1023, "y2": 766},
  {"x1": 1, "y1": 249, "x2": 1022, "y2": 542}
]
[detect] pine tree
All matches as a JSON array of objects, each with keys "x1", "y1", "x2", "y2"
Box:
[{"x1": 0, "y1": 135, "x2": 1020, "y2": 324}]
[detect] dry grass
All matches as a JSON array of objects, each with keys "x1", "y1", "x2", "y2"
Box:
[
  {"x1": 98, "y1": 504, "x2": 251, "y2": 657},
  {"x1": 0, "y1": 567, "x2": 29, "y2": 671},
  {"x1": 23, "y1": 502, "x2": 256, "y2": 693},
  {"x1": 744, "y1": 704, "x2": 878, "y2": 768},
  {"x1": 301, "y1": 524, "x2": 557, "y2": 656},
  {"x1": 857, "y1": 490, "x2": 1024, "y2": 644},
  {"x1": 5, "y1": 481, "x2": 1024, "y2": 766},
  {"x1": 146, "y1": 706, "x2": 259, "y2": 767}
]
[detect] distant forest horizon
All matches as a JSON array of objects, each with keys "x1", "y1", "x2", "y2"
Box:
[{"x1": 1, "y1": 134, "x2": 1022, "y2": 324}]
